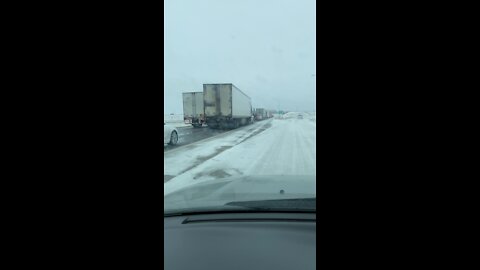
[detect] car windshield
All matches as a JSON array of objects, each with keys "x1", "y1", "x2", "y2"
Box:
[{"x1": 164, "y1": 0, "x2": 316, "y2": 215}]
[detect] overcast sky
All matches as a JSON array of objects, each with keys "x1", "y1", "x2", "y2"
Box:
[{"x1": 164, "y1": 0, "x2": 316, "y2": 114}]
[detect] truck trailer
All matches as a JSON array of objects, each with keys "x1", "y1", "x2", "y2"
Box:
[
  {"x1": 203, "y1": 83, "x2": 253, "y2": 129},
  {"x1": 182, "y1": 92, "x2": 205, "y2": 128},
  {"x1": 254, "y1": 108, "x2": 268, "y2": 121},
  {"x1": 267, "y1": 110, "x2": 273, "y2": 118}
]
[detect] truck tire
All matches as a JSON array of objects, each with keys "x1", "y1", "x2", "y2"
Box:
[{"x1": 169, "y1": 131, "x2": 178, "y2": 145}]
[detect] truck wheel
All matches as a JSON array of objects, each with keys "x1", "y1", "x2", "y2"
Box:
[{"x1": 169, "y1": 131, "x2": 178, "y2": 145}]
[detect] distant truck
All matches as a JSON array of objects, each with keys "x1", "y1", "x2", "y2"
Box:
[
  {"x1": 254, "y1": 108, "x2": 268, "y2": 121},
  {"x1": 182, "y1": 92, "x2": 205, "y2": 128},
  {"x1": 267, "y1": 110, "x2": 273, "y2": 118},
  {"x1": 203, "y1": 83, "x2": 253, "y2": 129}
]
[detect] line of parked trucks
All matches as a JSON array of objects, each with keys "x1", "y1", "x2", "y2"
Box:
[{"x1": 182, "y1": 83, "x2": 274, "y2": 129}]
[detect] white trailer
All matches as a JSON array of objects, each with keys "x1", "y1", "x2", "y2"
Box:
[
  {"x1": 203, "y1": 83, "x2": 253, "y2": 129},
  {"x1": 182, "y1": 92, "x2": 205, "y2": 128},
  {"x1": 255, "y1": 108, "x2": 267, "y2": 121}
]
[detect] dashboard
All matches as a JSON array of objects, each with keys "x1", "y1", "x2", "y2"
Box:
[{"x1": 164, "y1": 212, "x2": 316, "y2": 270}]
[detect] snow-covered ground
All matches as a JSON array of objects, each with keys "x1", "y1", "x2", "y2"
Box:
[{"x1": 164, "y1": 118, "x2": 316, "y2": 195}]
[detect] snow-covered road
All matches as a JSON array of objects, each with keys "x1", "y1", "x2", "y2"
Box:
[{"x1": 164, "y1": 117, "x2": 316, "y2": 195}]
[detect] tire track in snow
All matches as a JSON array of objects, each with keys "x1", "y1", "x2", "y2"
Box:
[
  {"x1": 164, "y1": 119, "x2": 316, "y2": 195},
  {"x1": 164, "y1": 120, "x2": 274, "y2": 183}
]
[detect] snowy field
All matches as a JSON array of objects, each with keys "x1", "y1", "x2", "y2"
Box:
[{"x1": 164, "y1": 116, "x2": 316, "y2": 195}]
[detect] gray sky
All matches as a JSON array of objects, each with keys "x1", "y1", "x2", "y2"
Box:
[{"x1": 164, "y1": 0, "x2": 316, "y2": 114}]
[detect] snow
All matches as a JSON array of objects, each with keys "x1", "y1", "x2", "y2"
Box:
[
  {"x1": 164, "y1": 121, "x2": 269, "y2": 176},
  {"x1": 164, "y1": 118, "x2": 316, "y2": 195}
]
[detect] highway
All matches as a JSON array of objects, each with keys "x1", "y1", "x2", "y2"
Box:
[{"x1": 164, "y1": 117, "x2": 316, "y2": 194}]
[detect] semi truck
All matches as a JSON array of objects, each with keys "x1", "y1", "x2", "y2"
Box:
[
  {"x1": 182, "y1": 92, "x2": 205, "y2": 128},
  {"x1": 254, "y1": 108, "x2": 267, "y2": 121},
  {"x1": 267, "y1": 110, "x2": 273, "y2": 118},
  {"x1": 203, "y1": 83, "x2": 253, "y2": 129}
]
